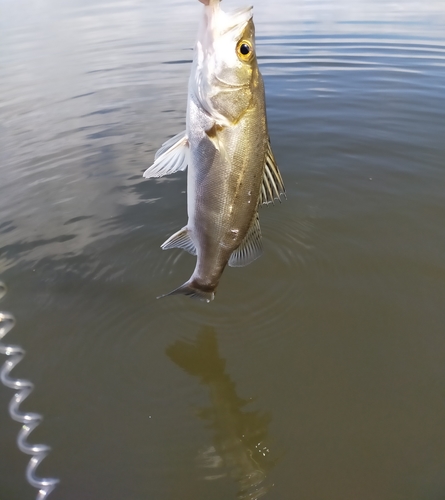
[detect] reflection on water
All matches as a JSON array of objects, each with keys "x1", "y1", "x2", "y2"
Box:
[{"x1": 167, "y1": 328, "x2": 276, "y2": 499}]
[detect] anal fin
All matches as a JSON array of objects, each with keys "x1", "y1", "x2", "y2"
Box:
[
  {"x1": 143, "y1": 130, "x2": 188, "y2": 179},
  {"x1": 161, "y1": 226, "x2": 196, "y2": 256},
  {"x1": 228, "y1": 214, "x2": 262, "y2": 267}
]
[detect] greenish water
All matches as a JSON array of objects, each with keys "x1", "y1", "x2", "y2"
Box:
[{"x1": 1, "y1": 0, "x2": 445, "y2": 499}]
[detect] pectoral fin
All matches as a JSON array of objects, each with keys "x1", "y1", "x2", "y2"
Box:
[
  {"x1": 228, "y1": 215, "x2": 262, "y2": 267},
  {"x1": 205, "y1": 123, "x2": 230, "y2": 163},
  {"x1": 161, "y1": 226, "x2": 196, "y2": 256},
  {"x1": 260, "y1": 140, "x2": 286, "y2": 205},
  {"x1": 143, "y1": 131, "x2": 188, "y2": 178}
]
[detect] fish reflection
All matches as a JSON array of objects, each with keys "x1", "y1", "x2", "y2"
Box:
[{"x1": 166, "y1": 328, "x2": 276, "y2": 499}]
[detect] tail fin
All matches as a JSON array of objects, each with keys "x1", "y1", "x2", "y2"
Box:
[{"x1": 157, "y1": 280, "x2": 215, "y2": 303}]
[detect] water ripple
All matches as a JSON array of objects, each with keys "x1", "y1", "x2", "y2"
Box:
[{"x1": 258, "y1": 36, "x2": 445, "y2": 78}]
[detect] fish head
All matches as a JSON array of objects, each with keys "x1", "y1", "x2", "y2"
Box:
[{"x1": 193, "y1": 0, "x2": 260, "y2": 124}]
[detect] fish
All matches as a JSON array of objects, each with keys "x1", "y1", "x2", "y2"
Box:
[
  {"x1": 143, "y1": 0, "x2": 285, "y2": 302},
  {"x1": 166, "y1": 328, "x2": 276, "y2": 498}
]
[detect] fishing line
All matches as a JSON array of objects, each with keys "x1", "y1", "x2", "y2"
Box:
[{"x1": 0, "y1": 281, "x2": 59, "y2": 500}]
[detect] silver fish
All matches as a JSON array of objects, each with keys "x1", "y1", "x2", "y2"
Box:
[{"x1": 143, "y1": 0, "x2": 285, "y2": 302}]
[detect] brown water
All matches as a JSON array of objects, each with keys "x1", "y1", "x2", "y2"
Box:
[{"x1": 1, "y1": 0, "x2": 445, "y2": 499}]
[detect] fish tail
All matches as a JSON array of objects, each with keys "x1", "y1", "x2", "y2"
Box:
[{"x1": 157, "y1": 280, "x2": 215, "y2": 303}]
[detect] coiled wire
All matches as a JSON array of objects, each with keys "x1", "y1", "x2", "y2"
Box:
[{"x1": 0, "y1": 281, "x2": 59, "y2": 499}]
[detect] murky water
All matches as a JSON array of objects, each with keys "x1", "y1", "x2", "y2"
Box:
[{"x1": 1, "y1": 0, "x2": 445, "y2": 498}]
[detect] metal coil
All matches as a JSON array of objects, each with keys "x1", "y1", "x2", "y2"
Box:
[{"x1": 0, "y1": 281, "x2": 59, "y2": 500}]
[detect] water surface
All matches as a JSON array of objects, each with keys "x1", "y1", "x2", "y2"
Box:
[{"x1": 1, "y1": 0, "x2": 445, "y2": 499}]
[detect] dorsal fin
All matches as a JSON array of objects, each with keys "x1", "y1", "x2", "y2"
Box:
[
  {"x1": 143, "y1": 131, "x2": 188, "y2": 179},
  {"x1": 228, "y1": 214, "x2": 262, "y2": 267},
  {"x1": 260, "y1": 140, "x2": 286, "y2": 205}
]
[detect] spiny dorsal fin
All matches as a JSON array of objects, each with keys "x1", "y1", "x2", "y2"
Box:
[
  {"x1": 228, "y1": 214, "x2": 262, "y2": 267},
  {"x1": 143, "y1": 131, "x2": 188, "y2": 178},
  {"x1": 161, "y1": 226, "x2": 196, "y2": 256},
  {"x1": 260, "y1": 139, "x2": 286, "y2": 205}
]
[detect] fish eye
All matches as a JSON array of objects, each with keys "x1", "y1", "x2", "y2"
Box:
[
  {"x1": 240, "y1": 43, "x2": 250, "y2": 55},
  {"x1": 236, "y1": 40, "x2": 254, "y2": 61}
]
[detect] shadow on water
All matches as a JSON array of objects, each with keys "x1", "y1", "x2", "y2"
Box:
[{"x1": 166, "y1": 327, "x2": 278, "y2": 500}]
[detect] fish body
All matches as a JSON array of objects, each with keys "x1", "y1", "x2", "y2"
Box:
[{"x1": 143, "y1": 0, "x2": 284, "y2": 301}]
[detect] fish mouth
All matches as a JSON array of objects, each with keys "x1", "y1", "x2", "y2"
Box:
[
  {"x1": 202, "y1": 2, "x2": 253, "y2": 39},
  {"x1": 219, "y1": 6, "x2": 253, "y2": 36}
]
